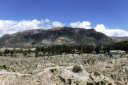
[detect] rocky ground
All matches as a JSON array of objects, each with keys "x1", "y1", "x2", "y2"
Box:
[{"x1": 0, "y1": 54, "x2": 128, "y2": 85}]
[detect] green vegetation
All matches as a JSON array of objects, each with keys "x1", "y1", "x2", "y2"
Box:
[
  {"x1": 0, "y1": 45, "x2": 113, "y2": 57},
  {"x1": 0, "y1": 51, "x2": 3, "y2": 56},
  {"x1": 95, "y1": 45, "x2": 101, "y2": 54},
  {"x1": 0, "y1": 45, "x2": 3, "y2": 48},
  {"x1": 72, "y1": 65, "x2": 82, "y2": 73},
  {"x1": 34, "y1": 45, "x2": 94, "y2": 56},
  {"x1": 3, "y1": 49, "x2": 10, "y2": 56},
  {"x1": 50, "y1": 68, "x2": 57, "y2": 73},
  {"x1": 0, "y1": 65, "x2": 9, "y2": 71},
  {"x1": 23, "y1": 51, "x2": 27, "y2": 57},
  {"x1": 112, "y1": 41, "x2": 128, "y2": 52},
  {"x1": 0, "y1": 65, "x2": 15, "y2": 72},
  {"x1": 0, "y1": 40, "x2": 128, "y2": 57}
]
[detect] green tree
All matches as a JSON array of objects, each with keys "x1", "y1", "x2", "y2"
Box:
[
  {"x1": 72, "y1": 65, "x2": 82, "y2": 73},
  {"x1": 35, "y1": 50, "x2": 39, "y2": 57},
  {"x1": 4, "y1": 49, "x2": 10, "y2": 56},
  {"x1": 0, "y1": 51, "x2": 3, "y2": 56},
  {"x1": 95, "y1": 45, "x2": 101, "y2": 54},
  {"x1": 10, "y1": 50, "x2": 14, "y2": 57},
  {"x1": 103, "y1": 45, "x2": 110, "y2": 54},
  {"x1": 86, "y1": 45, "x2": 94, "y2": 53},
  {"x1": 23, "y1": 51, "x2": 27, "y2": 57}
]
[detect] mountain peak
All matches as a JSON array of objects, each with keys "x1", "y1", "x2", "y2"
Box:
[{"x1": 49, "y1": 27, "x2": 64, "y2": 30}]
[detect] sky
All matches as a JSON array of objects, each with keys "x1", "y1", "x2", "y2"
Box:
[{"x1": 0, "y1": 0, "x2": 128, "y2": 37}]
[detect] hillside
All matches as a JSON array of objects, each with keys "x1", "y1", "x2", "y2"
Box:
[
  {"x1": 0, "y1": 27, "x2": 113, "y2": 47},
  {"x1": 111, "y1": 37, "x2": 128, "y2": 42}
]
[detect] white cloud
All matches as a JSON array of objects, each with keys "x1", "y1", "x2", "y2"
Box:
[
  {"x1": 13, "y1": 19, "x2": 40, "y2": 31},
  {"x1": 0, "y1": 19, "x2": 45, "y2": 37},
  {"x1": 70, "y1": 21, "x2": 91, "y2": 29},
  {"x1": 52, "y1": 21, "x2": 64, "y2": 27},
  {"x1": 0, "y1": 19, "x2": 128, "y2": 37},
  {"x1": 0, "y1": 20, "x2": 17, "y2": 37},
  {"x1": 94, "y1": 24, "x2": 128, "y2": 37},
  {"x1": 70, "y1": 21, "x2": 128, "y2": 37},
  {"x1": 0, "y1": 19, "x2": 64, "y2": 37},
  {"x1": 44, "y1": 18, "x2": 50, "y2": 23}
]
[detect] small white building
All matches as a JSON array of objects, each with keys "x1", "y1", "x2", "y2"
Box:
[{"x1": 110, "y1": 50, "x2": 125, "y2": 55}]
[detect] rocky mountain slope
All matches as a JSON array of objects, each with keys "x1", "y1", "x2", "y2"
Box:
[
  {"x1": 0, "y1": 27, "x2": 113, "y2": 47},
  {"x1": 111, "y1": 37, "x2": 128, "y2": 42}
]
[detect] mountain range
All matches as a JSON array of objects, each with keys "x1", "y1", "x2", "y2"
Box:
[{"x1": 0, "y1": 27, "x2": 116, "y2": 47}]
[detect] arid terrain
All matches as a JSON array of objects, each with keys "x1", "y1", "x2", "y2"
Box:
[{"x1": 0, "y1": 54, "x2": 128, "y2": 85}]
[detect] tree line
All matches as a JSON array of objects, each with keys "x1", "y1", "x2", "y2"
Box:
[
  {"x1": 0, "y1": 41, "x2": 128, "y2": 57},
  {"x1": 0, "y1": 45, "x2": 106, "y2": 57}
]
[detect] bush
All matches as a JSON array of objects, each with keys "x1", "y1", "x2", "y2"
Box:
[
  {"x1": 50, "y1": 68, "x2": 57, "y2": 73},
  {"x1": 72, "y1": 65, "x2": 82, "y2": 73},
  {"x1": 2, "y1": 65, "x2": 6, "y2": 69},
  {"x1": 0, "y1": 65, "x2": 9, "y2": 71}
]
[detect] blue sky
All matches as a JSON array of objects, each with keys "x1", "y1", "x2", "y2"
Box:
[{"x1": 0, "y1": 0, "x2": 128, "y2": 37}]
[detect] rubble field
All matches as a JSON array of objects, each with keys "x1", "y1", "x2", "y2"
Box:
[{"x1": 0, "y1": 54, "x2": 128, "y2": 85}]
